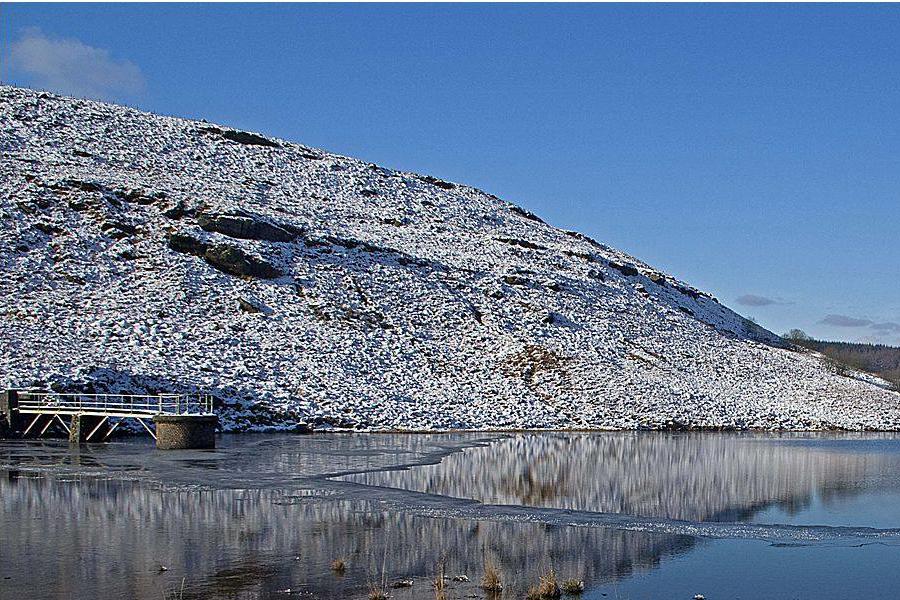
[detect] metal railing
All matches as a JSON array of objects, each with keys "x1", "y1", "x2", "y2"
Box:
[{"x1": 16, "y1": 392, "x2": 215, "y2": 418}]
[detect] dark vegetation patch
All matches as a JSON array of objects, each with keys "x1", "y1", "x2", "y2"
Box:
[
  {"x1": 562, "y1": 248, "x2": 595, "y2": 262},
  {"x1": 418, "y1": 174, "x2": 456, "y2": 190},
  {"x1": 562, "y1": 229, "x2": 611, "y2": 252},
  {"x1": 608, "y1": 262, "x2": 640, "y2": 277},
  {"x1": 502, "y1": 274, "x2": 531, "y2": 287},
  {"x1": 199, "y1": 125, "x2": 281, "y2": 148},
  {"x1": 301, "y1": 233, "x2": 438, "y2": 271},
  {"x1": 675, "y1": 284, "x2": 702, "y2": 300},
  {"x1": 495, "y1": 237, "x2": 548, "y2": 251},
  {"x1": 32, "y1": 221, "x2": 63, "y2": 235},
  {"x1": 508, "y1": 204, "x2": 545, "y2": 223},
  {"x1": 502, "y1": 345, "x2": 570, "y2": 383}
]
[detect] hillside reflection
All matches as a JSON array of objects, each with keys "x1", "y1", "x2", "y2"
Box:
[
  {"x1": 0, "y1": 472, "x2": 694, "y2": 600},
  {"x1": 345, "y1": 433, "x2": 900, "y2": 522},
  {"x1": 3, "y1": 432, "x2": 900, "y2": 600}
]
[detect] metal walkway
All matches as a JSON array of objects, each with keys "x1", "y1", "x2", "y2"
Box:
[{"x1": 6, "y1": 391, "x2": 215, "y2": 443}]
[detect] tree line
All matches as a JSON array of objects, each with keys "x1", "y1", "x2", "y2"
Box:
[{"x1": 783, "y1": 330, "x2": 900, "y2": 389}]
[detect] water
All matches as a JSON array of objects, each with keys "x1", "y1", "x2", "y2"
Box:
[{"x1": 2, "y1": 432, "x2": 900, "y2": 599}]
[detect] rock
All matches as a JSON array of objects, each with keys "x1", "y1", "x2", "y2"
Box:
[
  {"x1": 167, "y1": 233, "x2": 209, "y2": 256},
  {"x1": 201, "y1": 126, "x2": 281, "y2": 148},
  {"x1": 222, "y1": 130, "x2": 280, "y2": 147},
  {"x1": 502, "y1": 274, "x2": 532, "y2": 287},
  {"x1": 391, "y1": 580, "x2": 414, "y2": 589},
  {"x1": 119, "y1": 189, "x2": 166, "y2": 205},
  {"x1": 197, "y1": 212, "x2": 298, "y2": 243},
  {"x1": 452, "y1": 575, "x2": 469, "y2": 582},
  {"x1": 609, "y1": 262, "x2": 640, "y2": 277},
  {"x1": 203, "y1": 243, "x2": 281, "y2": 279},
  {"x1": 237, "y1": 297, "x2": 264, "y2": 314},
  {"x1": 100, "y1": 221, "x2": 137, "y2": 238},
  {"x1": 162, "y1": 201, "x2": 191, "y2": 220}
]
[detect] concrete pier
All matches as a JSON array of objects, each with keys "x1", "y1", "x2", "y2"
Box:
[
  {"x1": 0, "y1": 390, "x2": 20, "y2": 436},
  {"x1": 153, "y1": 415, "x2": 218, "y2": 450}
]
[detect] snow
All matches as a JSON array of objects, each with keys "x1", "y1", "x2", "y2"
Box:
[{"x1": 1, "y1": 85, "x2": 898, "y2": 431}]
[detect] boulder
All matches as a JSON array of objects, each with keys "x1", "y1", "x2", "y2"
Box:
[
  {"x1": 203, "y1": 243, "x2": 281, "y2": 279},
  {"x1": 197, "y1": 213, "x2": 298, "y2": 242},
  {"x1": 167, "y1": 233, "x2": 209, "y2": 256}
]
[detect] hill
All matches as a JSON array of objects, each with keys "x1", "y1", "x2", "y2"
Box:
[
  {"x1": 1, "y1": 86, "x2": 898, "y2": 431},
  {"x1": 784, "y1": 333, "x2": 900, "y2": 388}
]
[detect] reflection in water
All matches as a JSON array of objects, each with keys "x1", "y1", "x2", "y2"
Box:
[
  {"x1": 2, "y1": 433, "x2": 900, "y2": 600},
  {"x1": 0, "y1": 473, "x2": 693, "y2": 600},
  {"x1": 346, "y1": 433, "x2": 900, "y2": 522}
]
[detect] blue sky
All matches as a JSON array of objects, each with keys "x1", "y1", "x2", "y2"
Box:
[{"x1": 3, "y1": 4, "x2": 899, "y2": 344}]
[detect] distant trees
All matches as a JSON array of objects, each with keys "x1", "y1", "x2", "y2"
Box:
[
  {"x1": 781, "y1": 329, "x2": 900, "y2": 389},
  {"x1": 782, "y1": 329, "x2": 812, "y2": 343}
]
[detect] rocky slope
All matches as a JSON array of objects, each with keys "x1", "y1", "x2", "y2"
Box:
[{"x1": 1, "y1": 85, "x2": 897, "y2": 431}]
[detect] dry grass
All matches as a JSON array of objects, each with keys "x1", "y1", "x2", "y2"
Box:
[
  {"x1": 433, "y1": 559, "x2": 447, "y2": 600},
  {"x1": 161, "y1": 577, "x2": 186, "y2": 600},
  {"x1": 526, "y1": 568, "x2": 561, "y2": 600},
  {"x1": 481, "y1": 557, "x2": 502, "y2": 593},
  {"x1": 561, "y1": 579, "x2": 585, "y2": 595},
  {"x1": 330, "y1": 558, "x2": 347, "y2": 574},
  {"x1": 368, "y1": 545, "x2": 389, "y2": 600},
  {"x1": 368, "y1": 586, "x2": 388, "y2": 600}
]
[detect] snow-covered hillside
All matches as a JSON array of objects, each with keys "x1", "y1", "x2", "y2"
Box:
[{"x1": 1, "y1": 86, "x2": 897, "y2": 431}]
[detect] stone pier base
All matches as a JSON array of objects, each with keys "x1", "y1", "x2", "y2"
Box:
[{"x1": 153, "y1": 415, "x2": 218, "y2": 450}]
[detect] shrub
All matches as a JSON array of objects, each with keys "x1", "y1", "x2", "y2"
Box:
[
  {"x1": 330, "y1": 558, "x2": 347, "y2": 574},
  {"x1": 481, "y1": 557, "x2": 502, "y2": 593},
  {"x1": 526, "y1": 568, "x2": 561, "y2": 600}
]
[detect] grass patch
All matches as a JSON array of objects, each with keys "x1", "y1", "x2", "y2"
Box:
[
  {"x1": 561, "y1": 579, "x2": 585, "y2": 595},
  {"x1": 481, "y1": 557, "x2": 502, "y2": 593},
  {"x1": 433, "y1": 558, "x2": 447, "y2": 600},
  {"x1": 526, "y1": 568, "x2": 561, "y2": 600},
  {"x1": 330, "y1": 558, "x2": 347, "y2": 574}
]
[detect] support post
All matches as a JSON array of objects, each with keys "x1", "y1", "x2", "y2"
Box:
[{"x1": 0, "y1": 390, "x2": 20, "y2": 436}]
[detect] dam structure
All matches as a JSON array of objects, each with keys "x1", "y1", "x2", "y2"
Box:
[{"x1": 0, "y1": 390, "x2": 217, "y2": 449}]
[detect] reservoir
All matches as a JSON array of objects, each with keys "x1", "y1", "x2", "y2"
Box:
[{"x1": 2, "y1": 432, "x2": 900, "y2": 599}]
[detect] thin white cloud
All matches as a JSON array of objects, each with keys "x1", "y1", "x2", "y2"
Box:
[{"x1": 8, "y1": 28, "x2": 145, "y2": 100}]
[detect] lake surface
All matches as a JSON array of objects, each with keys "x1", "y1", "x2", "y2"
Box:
[{"x1": 2, "y1": 432, "x2": 900, "y2": 599}]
